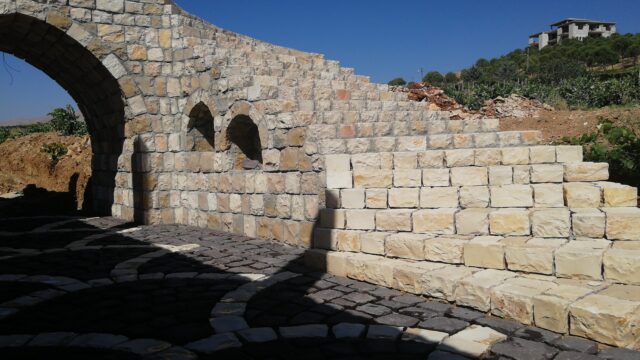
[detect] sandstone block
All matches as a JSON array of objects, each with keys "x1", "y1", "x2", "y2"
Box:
[
  {"x1": 420, "y1": 187, "x2": 459, "y2": 208},
  {"x1": 555, "y1": 240, "x2": 610, "y2": 280},
  {"x1": 341, "y1": 189, "x2": 364, "y2": 209},
  {"x1": 459, "y1": 186, "x2": 489, "y2": 208},
  {"x1": 354, "y1": 169, "x2": 393, "y2": 188},
  {"x1": 314, "y1": 228, "x2": 338, "y2": 250},
  {"x1": 455, "y1": 208, "x2": 490, "y2": 235},
  {"x1": 385, "y1": 233, "x2": 429, "y2": 260},
  {"x1": 532, "y1": 284, "x2": 596, "y2": 333},
  {"x1": 376, "y1": 210, "x2": 413, "y2": 231},
  {"x1": 336, "y1": 230, "x2": 362, "y2": 252},
  {"x1": 563, "y1": 183, "x2": 601, "y2": 208},
  {"x1": 491, "y1": 277, "x2": 557, "y2": 324},
  {"x1": 326, "y1": 171, "x2": 352, "y2": 189},
  {"x1": 531, "y1": 208, "x2": 570, "y2": 238},
  {"x1": 556, "y1": 145, "x2": 582, "y2": 163},
  {"x1": 388, "y1": 188, "x2": 420, "y2": 208},
  {"x1": 569, "y1": 287, "x2": 640, "y2": 349},
  {"x1": 571, "y1": 209, "x2": 605, "y2": 238},
  {"x1": 605, "y1": 208, "x2": 640, "y2": 240},
  {"x1": 529, "y1": 146, "x2": 556, "y2": 163},
  {"x1": 464, "y1": 236, "x2": 505, "y2": 269},
  {"x1": 346, "y1": 253, "x2": 396, "y2": 288},
  {"x1": 501, "y1": 147, "x2": 529, "y2": 165},
  {"x1": 325, "y1": 154, "x2": 350, "y2": 172},
  {"x1": 422, "y1": 169, "x2": 450, "y2": 187},
  {"x1": 365, "y1": 189, "x2": 387, "y2": 208},
  {"x1": 490, "y1": 185, "x2": 533, "y2": 207},
  {"x1": 424, "y1": 236, "x2": 469, "y2": 264},
  {"x1": 454, "y1": 269, "x2": 517, "y2": 311},
  {"x1": 360, "y1": 232, "x2": 387, "y2": 255},
  {"x1": 530, "y1": 164, "x2": 563, "y2": 183},
  {"x1": 475, "y1": 148, "x2": 501, "y2": 166},
  {"x1": 393, "y1": 152, "x2": 417, "y2": 169},
  {"x1": 346, "y1": 210, "x2": 376, "y2": 230},
  {"x1": 603, "y1": 248, "x2": 640, "y2": 285},
  {"x1": 564, "y1": 162, "x2": 608, "y2": 182},
  {"x1": 393, "y1": 261, "x2": 444, "y2": 294},
  {"x1": 451, "y1": 167, "x2": 487, "y2": 186},
  {"x1": 532, "y1": 184, "x2": 564, "y2": 207},
  {"x1": 505, "y1": 237, "x2": 566, "y2": 275},
  {"x1": 422, "y1": 265, "x2": 477, "y2": 301},
  {"x1": 439, "y1": 325, "x2": 507, "y2": 359},
  {"x1": 599, "y1": 183, "x2": 638, "y2": 207},
  {"x1": 489, "y1": 166, "x2": 513, "y2": 185},
  {"x1": 418, "y1": 150, "x2": 444, "y2": 168},
  {"x1": 413, "y1": 209, "x2": 457, "y2": 234},
  {"x1": 393, "y1": 169, "x2": 422, "y2": 187},
  {"x1": 490, "y1": 209, "x2": 530, "y2": 236},
  {"x1": 320, "y1": 209, "x2": 345, "y2": 229},
  {"x1": 445, "y1": 149, "x2": 475, "y2": 167}
]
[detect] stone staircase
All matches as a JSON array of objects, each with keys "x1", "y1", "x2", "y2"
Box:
[{"x1": 306, "y1": 144, "x2": 640, "y2": 349}]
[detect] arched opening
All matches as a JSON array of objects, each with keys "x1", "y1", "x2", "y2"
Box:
[
  {"x1": 187, "y1": 102, "x2": 215, "y2": 152},
  {"x1": 226, "y1": 114, "x2": 262, "y2": 170},
  {"x1": 0, "y1": 13, "x2": 126, "y2": 215}
]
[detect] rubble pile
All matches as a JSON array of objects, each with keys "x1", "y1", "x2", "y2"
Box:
[
  {"x1": 480, "y1": 94, "x2": 554, "y2": 118},
  {"x1": 391, "y1": 82, "x2": 463, "y2": 112}
]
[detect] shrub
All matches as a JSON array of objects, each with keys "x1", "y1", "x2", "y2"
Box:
[
  {"x1": 387, "y1": 77, "x2": 407, "y2": 86},
  {"x1": 48, "y1": 105, "x2": 87, "y2": 136},
  {"x1": 422, "y1": 71, "x2": 443, "y2": 84},
  {"x1": 41, "y1": 142, "x2": 68, "y2": 166}
]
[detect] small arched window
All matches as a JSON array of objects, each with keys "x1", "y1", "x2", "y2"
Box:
[
  {"x1": 227, "y1": 114, "x2": 262, "y2": 169},
  {"x1": 187, "y1": 102, "x2": 214, "y2": 151}
]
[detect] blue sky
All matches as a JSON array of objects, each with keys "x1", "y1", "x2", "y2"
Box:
[{"x1": 1, "y1": 0, "x2": 639, "y2": 122}]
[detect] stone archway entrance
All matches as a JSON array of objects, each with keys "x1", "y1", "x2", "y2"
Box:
[{"x1": 0, "y1": 13, "x2": 126, "y2": 214}]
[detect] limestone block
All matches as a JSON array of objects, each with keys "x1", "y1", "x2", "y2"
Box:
[
  {"x1": 530, "y1": 164, "x2": 563, "y2": 183},
  {"x1": 489, "y1": 166, "x2": 513, "y2": 185},
  {"x1": 490, "y1": 209, "x2": 530, "y2": 236},
  {"x1": 512, "y1": 165, "x2": 531, "y2": 184},
  {"x1": 555, "y1": 240, "x2": 610, "y2": 280},
  {"x1": 96, "y1": 0, "x2": 124, "y2": 13},
  {"x1": 397, "y1": 136, "x2": 426, "y2": 151},
  {"x1": 501, "y1": 148, "x2": 529, "y2": 165},
  {"x1": 326, "y1": 171, "x2": 352, "y2": 189},
  {"x1": 569, "y1": 287, "x2": 640, "y2": 349},
  {"x1": 439, "y1": 325, "x2": 507, "y2": 359},
  {"x1": 571, "y1": 209, "x2": 605, "y2": 238},
  {"x1": 459, "y1": 186, "x2": 489, "y2": 208},
  {"x1": 320, "y1": 209, "x2": 345, "y2": 229},
  {"x1": 530, "y1": 146, "x2": 556, "y2": 163},
  {"x1": 491, "y1": 277, "x2": 557, "y2": 324},
  {"x1": 388, "y1": 188, "x2": 420, "y2": 208},
  {"x1": 445, "y1": 149, "x2": 475, "y2": 167},
  {"x1": 451, "y1": 167, "x2": 487, "y2": 186},
  {"x1": 385, "y1": 233, "x2": 429, "y2": 260},
  {"x1": 393, "y1": 169, "x2": 422, "y2": 187},
  {"x1": 393, "y1": 261, "x2": 445, "y2": 294},
  {"x1": 336, "y1": 230, "x2": 362, "y2": 252},
  {"x1": 376, "y1": 210, "x2": 413, "y2": 231},
  {"x1": 325, "y1": 154, "x2": 350, "y2": 172},
  {"x1": 556, "y1": 145, "x2": 582, "y2": 163},
  {"x1": 420, "y1": 187, "x2": 459, "y2": 208},
  {"x1": 490, "y1": 185, "x2": 533, "y2": 208},
  {"x1": 455, "y1": 208, "x2": 490, "y2": 235},
  {"x1": 603, "y1": 248, "x2": 640, "y2": 285},
  {"x1": 351, "y1": 153, "x2": 381, "y2": 169},
  {"x1": 353, "y1": 169, "x2": 393, "y2": 188},
  {"x1": 305, "y1": 249, "x2": 351, "y2": 277},
  {"x1": 341, "y1": 189, "x2": 364, "y2": 209},
  {"x1": 360, "y1": 232, "x2": 387, "y2": 255},
  {"x1": 505, "y1": 237, "x2": 566, "y2": 275},
  {"x1": 365, "y1": 189, "x2": 387, "y2": 208},
  {"x1": 532, "y1": 184, "x2": 564, "y2": 207},
  {"x1": 475, "y1": 148, "x2": 501, "y2": 166},
  {"x1": 531, "y1": 208, "x2": 570, "y2": 238},
  {"x1": 422, "y1": 265, "x2": 478, "y2": 301},
  {"x1": 604, "y1": 208, "x2": 640, "y2": 240},
  {"x1": 563, "y1": 162, "x2": 608, "y2": 182},
  {"x1": 422, "y1": 169, "x2": 450, "y2": 187},
  {"x1": 418, "y1": 150, "x2": 444, "y2": 168},
  {"x1": 413, "y1": 209, "x2": 457, "y2": 234},
  {"x1": 598, "y1": 182, "x2": 638, "y2": 207},
  {"x1": 314, "y1": 228, "x2": 338, "y2": 250},
  {"x1": 563, "y1": 183, "x2": 601, "y2": 208},
  {"x1": 463, "y1": 236, "x2": 505, "y2": 269},
  {"x1": 532, "y1": 284, "x2": 596, "y2": 333},
  {"x1": 346, "y1": 253, "x2": 396, "y2": 288},
  {"x1": 393, "y1": 152, "x2": 417, "y2": 169},
  {"x1": 345, "y1": 210, "x2": 376, "y2": 230},
  {"x1": 325, "y1": 189, "x2": 340, "y2": 208},
  {"x1": 454, "y1": 269, "x2": 517, "y2": 311},
  {"x1": 424, "y1": 236, "x2": 470, "y2": 264}
]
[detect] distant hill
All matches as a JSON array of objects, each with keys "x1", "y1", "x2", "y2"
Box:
[{"x1": 0, "y1": 116, "x2": 51, "y2": 126}]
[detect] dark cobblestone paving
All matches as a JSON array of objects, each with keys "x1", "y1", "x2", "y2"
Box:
[{"x1": 0, "y1": 216, "x2": 638, "y2": 360}]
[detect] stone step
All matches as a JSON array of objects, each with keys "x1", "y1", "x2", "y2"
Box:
[
  {"x1": 311, "y1": 228, "x2": 640, "y2": 285},
  {"x1": 304, "y1": 249, "x2": 640, "y2": 349},
  {"x1": 316, "y1": 131, "x2": 542, "y2": 154}
]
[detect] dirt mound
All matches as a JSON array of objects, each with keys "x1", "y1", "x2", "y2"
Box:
[
  {"x1": 0, "y1": 132, "x2": 91, "y2": 208},
  {"x1": 481, "y1": 94, "x2": 554, "y2": 118},
  {"x1": 391, "y1": 82, "x2": 464, "y2": 112}
]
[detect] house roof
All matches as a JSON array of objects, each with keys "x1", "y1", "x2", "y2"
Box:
[{"x1": 550, "y1": 18, "x2": 616, "y2": 27}]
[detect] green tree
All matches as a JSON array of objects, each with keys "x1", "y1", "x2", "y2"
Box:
[
  {"x1": 387, "y1": 77, "x2": 407, "y2": 86},
  {"x1": 444, "y1": 72, "x2": 458, "y2": 83},
  {"x1": 48, "y1": 105, "x2": 87, "y2": 136},
  {"x1": 422, "y1": 71, "x2": 443, "y2": 84}
]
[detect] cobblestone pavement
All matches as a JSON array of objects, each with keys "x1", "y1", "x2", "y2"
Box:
[{"x1": 0, "y1": 216, "x2": 639, "y2": 360}]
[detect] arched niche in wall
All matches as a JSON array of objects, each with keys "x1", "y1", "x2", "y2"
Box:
[
  {"x1": 226, "y1": 114, "x2": 263, "y2": 170},
  {"x1": 186, "y1": 102, "x2": 215, "y2": 151}
]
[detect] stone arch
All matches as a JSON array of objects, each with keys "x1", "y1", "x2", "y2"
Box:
[
  {"x1": 187, "y1": 102, "x2": 215, "y2": 151},
  {"x1": 223, "y1": 101, "x2": 266, "y2": 170},
  {"x1": 0, "y1": 12, "x2": 130, "y2": 215}
]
